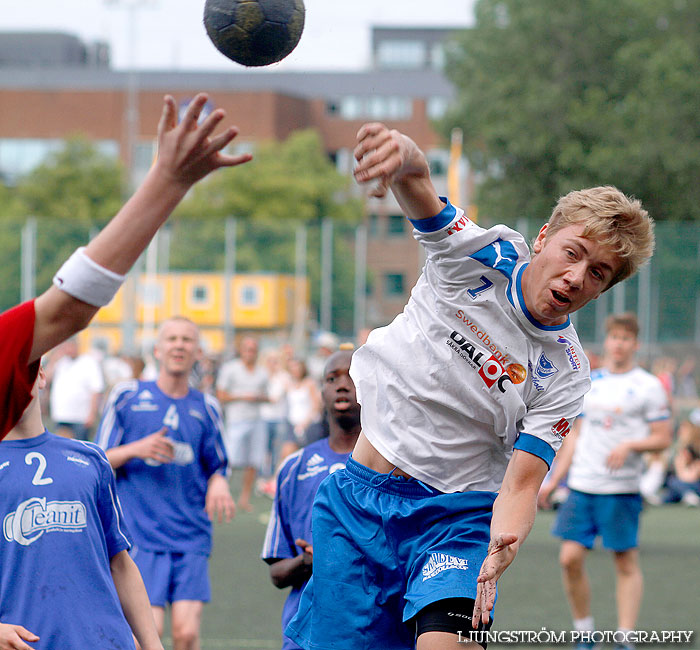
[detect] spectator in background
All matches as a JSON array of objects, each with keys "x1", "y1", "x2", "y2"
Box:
[
  {"x1": 279, "y1": 358, "x2": 321, "y2": 463},
  {"x1": 306, "y1": 332, "x2": 339, "y2": 385},
  {"x1": 652, "y1": 356, "x2": 676, "y2": 401},
  {"x1": 674, "y1": 359, "x2": 698, "y2": 401},
  {"x1": 259, "y1": 349, "x2": 292, "y2": 494},
  {"x1": 262, "y1": 348, "x2": 361, "y2": 650},
  {"x1": 47, "y1": 338, "x2": 104, "y2": 441},
  {"x1": 217, "y1": 336, "x2": 269, "y2": 512},
  {"x1": 663, "y1": 409, "x2": 700, "y2": 506}
]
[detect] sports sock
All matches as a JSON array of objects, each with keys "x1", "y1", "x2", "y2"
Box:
[{"x1": 574, "y1": 616, "x2": 595, "y2": 632}]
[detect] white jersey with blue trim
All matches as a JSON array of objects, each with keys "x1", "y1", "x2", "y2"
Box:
[
  {"x1": 96, "y1": 380, "x2": 228, "y2": 554},
  {"x1": 0, "y1": 431, "x2": 135, "y2": 649},
  {"x1": 351, "y1": 199, "x2": 590, "y2": 493},
  {"x1": 567, "y1": 367, "x2": 670, "y2": 494}
]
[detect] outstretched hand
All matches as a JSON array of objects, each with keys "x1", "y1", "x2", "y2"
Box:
[
  {"x1": 353, "y1": 123, "x2": 425, "y2": 198},
  {"x1": 154, "y1": 93, "x2": 253, "y2": 191},
  {"x1": 473, "y1": 533, "x2": 519, "y2": 627}
]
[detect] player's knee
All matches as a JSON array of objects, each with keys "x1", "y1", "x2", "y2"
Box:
[
  {"x1": 171, "y1": 619, "x2": 199, "y2": 648},
  {"x1": 613, "y1": 550, "x2": 640, "y2": 577},
  {"x1": 559, "y1": 543, "x2": 586, "y2": 573}
]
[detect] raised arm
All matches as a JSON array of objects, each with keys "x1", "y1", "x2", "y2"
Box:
[
  {"x1": 30, "y1": 93, "x2": 252, "y2": 362},
  {"x1": 353, "y1": 123, "x2": 444, "y2": 221}
]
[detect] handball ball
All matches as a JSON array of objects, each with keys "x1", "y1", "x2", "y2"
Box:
[{"x1": 203, "y1": 0, "x2": 305, "y2": 67}]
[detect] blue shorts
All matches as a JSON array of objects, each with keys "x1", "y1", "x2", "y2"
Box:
[
  {"x1": 286, "y1": 457, "x2": 497, "y2": 650},
  {"x1": 552, "y1": 489, "x2": 642, "y2": 551},
  {"x1": 132, "y1": 548, "x2": 211, "y2": 607}
]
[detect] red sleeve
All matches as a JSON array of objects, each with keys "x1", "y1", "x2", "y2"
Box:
[{"x1": 0, "y1": 300, "x2": 40, "y2": 439}]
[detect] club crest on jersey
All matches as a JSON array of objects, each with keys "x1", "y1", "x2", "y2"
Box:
[
  {"x1": 422, "y1": 552, "x2": 469, "y2": 581},
  {"x1": 3, "y1": 497, "x2": 87, "y2": 546},
  {"x1": 534, "y1": 352, "x2": 558, "y2": 379},
  {"x1": 529, "y1": 355, "x2": 558, "y2": 392}
]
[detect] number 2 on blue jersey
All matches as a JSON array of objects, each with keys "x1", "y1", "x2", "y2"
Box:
[
  {"x1": 467, "y1": 275, "x2": 494, "y2": 299},
  {"x1": 25, "y1": 452, "x2": 54, "y2": 486}
]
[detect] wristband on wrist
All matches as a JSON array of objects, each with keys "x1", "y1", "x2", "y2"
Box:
[{"x1": 53, "y1": 247, "x2": 126, "y2": 307}]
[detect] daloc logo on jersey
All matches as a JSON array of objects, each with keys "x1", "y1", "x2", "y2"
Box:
[
  {"x1": 3, "y1": 497, "x2": 86, "y2": 546},
  {"x1": 447, "y1": 330, "x2": 524, "y2": 394}
]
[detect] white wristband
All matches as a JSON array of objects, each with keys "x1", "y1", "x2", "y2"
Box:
[{"x1": 53, "y1": 247, "x2": 126, "y2": 307}]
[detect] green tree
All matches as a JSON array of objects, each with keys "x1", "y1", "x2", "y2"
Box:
[
  {"x1": 443, "y1": 0, "x2": 700, "y2": 222},
  {"x1": 172, "y1": 129, "x2": 362, "y2": 334},
  {"x1": 0, "y1": 138, "x2": 125, "y2": 310}
]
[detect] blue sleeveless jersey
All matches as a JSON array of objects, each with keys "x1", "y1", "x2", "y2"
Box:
[
  {"x1": 97, "y1": 380, "x2": 228, "y2": 555},
  {"x1": 0, "y1": 431, "x2": 135, "y2": 648}
]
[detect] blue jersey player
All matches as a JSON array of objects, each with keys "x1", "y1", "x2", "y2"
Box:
[
  {"x1": 262, "y1": 348, "x2": 361, "y2": 650},
  {"x1": 287, "y1": 124, "x2": 656, "y2": 650},
  {"x1": 0, "y1": 366, "x2": 163, "y2": 650},
  {"x1": 97, "y1": 316, "x2": 235, "y2": 650}
]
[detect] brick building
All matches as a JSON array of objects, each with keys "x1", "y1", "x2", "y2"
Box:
[{"x1": 0, "y1": 27, "x2": 469, "y2": 333}]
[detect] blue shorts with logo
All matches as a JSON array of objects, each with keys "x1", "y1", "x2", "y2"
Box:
[
  {"x1": 552, "y1": 489, "x2": 642, "y2": 551},
  {"x1": 286, "y1": 457, "x2": 497, "y2": 650},
  {"x1": 132, "y1": 548, "x2": 211, "y2": 607}
]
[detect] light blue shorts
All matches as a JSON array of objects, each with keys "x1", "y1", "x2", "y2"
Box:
[
  {"x1": 552, "y1": 489, "x2": 642, "y2": 551},
  {"x1": 286, "y1": 457, "x2": 497, "y2": 650},
  {"x1": 132, "y1": 548, "x2": 210, "y2": 607}
]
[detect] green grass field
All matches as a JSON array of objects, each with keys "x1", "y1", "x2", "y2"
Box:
[{"x1": 164, "y1": 485, "x2": 699, "y2": 650}]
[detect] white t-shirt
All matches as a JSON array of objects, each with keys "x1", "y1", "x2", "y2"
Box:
[
  {"x1": 351, "y1": 200, "x2": 590, "y2": 493},
  {"x1": 567, "y1": 366, "x2": 670, "y2": 494},
  {"x1": 50, "y1": 353, "x2": 105, "y2": 424},
  {"x1": 216, "y1": 359, "x2": 268, "y2": 423}
]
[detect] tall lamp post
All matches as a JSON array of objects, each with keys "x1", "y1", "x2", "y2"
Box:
[{"x1": 104, "y1": 0, "x2": 156, "y2": 354}]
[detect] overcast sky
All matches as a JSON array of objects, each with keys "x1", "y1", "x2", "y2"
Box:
[{"x1": 3, "y1": 0, "x2": 474, "y2": 71}]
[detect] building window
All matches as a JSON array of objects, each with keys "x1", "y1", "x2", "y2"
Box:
[
  {"x1": 240, "y1": 284, "x2": 260, "y2": 307},
  {"x1": 0, "y1": 138, "x2": 118, "y2": 184},
  {"x1": 376, "y1": 40, "x2": 426, "y2": 69},
  {"x1": 384, "y1": 273, "x2": 405, "y2": 296},
  {"x1": 387, "y1": 214, "x2": 405, "y2": 236},
  {"x1": 426, "y1": 97, "x2": 449, "y2": 120},
  {"x1": 431, "y1": 43, "x2": 446, "y2": 70},
  {"x1": 190, "y1": 285, "x2": 209, "y2": 306},
  {"x1": 368, "y1": 213, "x2": 380, "y2": 237},
  {"x1": 338, "y1": 96, "x2": 412, "y2": 121},
  {"x1": 427, "y1": 148, "x2": 450, "y2": 177}
]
